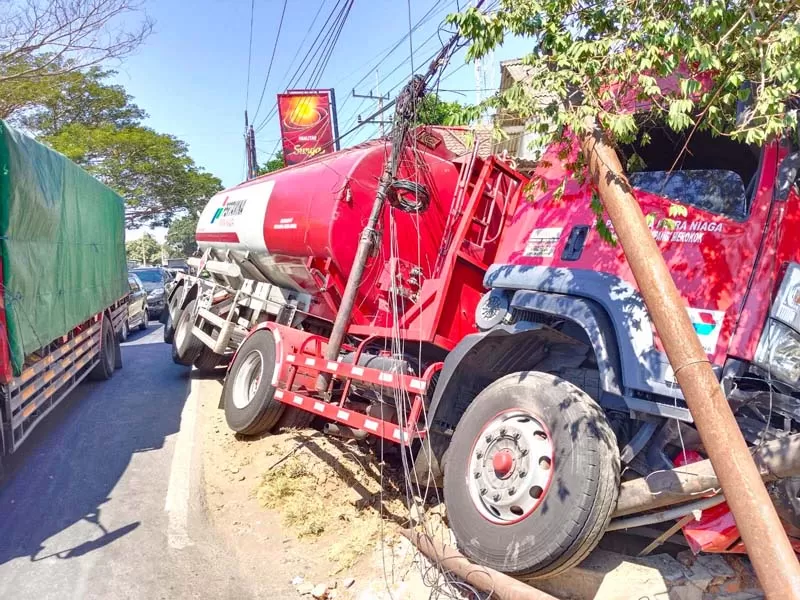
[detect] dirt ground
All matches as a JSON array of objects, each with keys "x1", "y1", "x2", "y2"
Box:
[
  {"x1": 197, "y1": 375, "x2": 765, "y2": 600},
  {"x1": 198, "y1": 376, "x2": 466, "y2": 600}
]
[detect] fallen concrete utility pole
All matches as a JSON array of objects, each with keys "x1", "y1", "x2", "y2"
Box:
[
  {"x1": 614, "y1": 433, "x2": 800, "y2": 517},
  {"x1": 581, "y1": 120, "x2": 800, "y2": 599},
  {"x1": 400, "y1": 529, "x2": 560, "y2": 600}
]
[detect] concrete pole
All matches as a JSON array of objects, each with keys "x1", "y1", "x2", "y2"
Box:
[{"x1": 581, "y1": 119, "x2": 800, "y2": 599}]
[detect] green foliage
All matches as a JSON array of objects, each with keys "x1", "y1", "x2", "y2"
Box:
[
  {"x1": 448, "y1": 1, "x2": 800, "y2": 153},
  {"x1": 46, "y1": 123, "x2": 222, "y2": 227},
  {"x1": 17, "y1": 67, "x2": 145, "y2": 134},
  {"x1": 415, "y1": 94, "x2": 465, "y2": 126},
  {"x1": 126, "y1": 233, "x2": 162, "y2": 266},
  {"x1": 2, "y1": 66, "x2": 222, "y2": 227},
  {"x1": 258, "y1": 152, "x2": 285, "y2": 175},
  {"x1": 167, "y1": 216, "x2": 199, "y2": 258}
]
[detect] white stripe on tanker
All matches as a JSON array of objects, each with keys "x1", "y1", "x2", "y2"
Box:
[{"x1": 196, "y1": 180, "x2": 275, "y2": 253}]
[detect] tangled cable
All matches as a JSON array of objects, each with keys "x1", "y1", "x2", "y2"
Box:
[{"x1": 387, "y1": 179, "x2": 430, "y2": 213}]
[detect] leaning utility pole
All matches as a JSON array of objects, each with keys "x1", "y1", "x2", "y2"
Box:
[{"x1": 582, "y1": 120, "x2": 800, "y2": 599}]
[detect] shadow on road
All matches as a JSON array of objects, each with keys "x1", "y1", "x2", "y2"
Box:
[{"x1": 0, "y1": 326, "x2": 189, "y2": 565}]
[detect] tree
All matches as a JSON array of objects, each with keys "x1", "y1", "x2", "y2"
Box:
[
  {"x1": 4, "y1": 67, "x2": 223, "y2": 227},
  {"x1": 46, "y1": 122, "x2": 223, "y2": 226},
  {"x1": 167, "y1": 215, "x2": 198, "y2": 258},
  {"x1": 126, "y1": 233, "x2": 162, "y2": 266},
  {"x1": 13, "y1": 66, "x2": 145, "y2": 129},
  {"x1": 257, "y1": 152, "x2": 285, "y2": 175},
  {"x1": 449, "y1": 1, "x2": 800, "y2": 153},
  {"x1": 0, "y1": 0, "x2": 152, "y2": 84},
  {"x1": 415, "y1": 94, "x2": 463, "y2": 126}
]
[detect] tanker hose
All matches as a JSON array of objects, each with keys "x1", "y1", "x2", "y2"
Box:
[{"x1": 387, "y1": 179, "x2": 430, "y2": 213}]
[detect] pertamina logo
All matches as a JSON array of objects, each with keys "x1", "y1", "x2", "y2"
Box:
[
  {"x1": 686, "y1": 308, "x2": 726, "y2": 355},
  {"x1": 210, "y1": 196, "x2": 248, "y2": 224},
  {"x1": 691, "y1": 311, "x2": 717, "y2": 336}
]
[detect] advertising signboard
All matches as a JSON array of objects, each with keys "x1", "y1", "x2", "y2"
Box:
[{"x1": 277, "y1": 90, "x2": 339, "y2": 166}]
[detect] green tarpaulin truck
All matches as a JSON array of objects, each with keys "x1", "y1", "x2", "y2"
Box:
[{"x1": 0, "y1": 121, "x2": 128, "y2": 472}]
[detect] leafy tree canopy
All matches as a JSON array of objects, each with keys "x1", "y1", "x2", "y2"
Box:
[
  {"x1": 416, "y1": 93, "x2": 464, "y2": 126},
  {"x1": 257, "y1": 152, "x2": 285, "y2": 175},
  {"x1": 3, "y1": 66, "x2": 222, "y2": 227},
  {"x1": 449, "y1": 1, "x2": 800, "y2": 152},
  {"x1": 167, "y1": 215, "x2": 199, "y2": 258},
  {"x1": 126, "y1": 233, "x2": 162, "y2": 266}
]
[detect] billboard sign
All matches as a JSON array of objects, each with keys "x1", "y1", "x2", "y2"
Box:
[{"x1": 277, "y1": 90, "x2": 339, "y2": 166}]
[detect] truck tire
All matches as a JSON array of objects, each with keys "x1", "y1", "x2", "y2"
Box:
[
  {"x1": 275, "y1": 406, "x2": 315, "y2": 431},
  {"x1": 222, "y1": 330, "x2": 285, "y2": 435},
  {"x1": 443, "y1": 371, "x2": 619, "y2": 579},
  {"x1": 90, "y1": 318, "x2": 116, "y2": 381},
  {"x1": 172, "y1": 299, "x2": 203, "y2": 366},
  {"x1": 163, "y1": 311, "x2": 175, "y2": 344},
  {"x1": 194, "y1": 346, "x2": 223, "y2": 374}
]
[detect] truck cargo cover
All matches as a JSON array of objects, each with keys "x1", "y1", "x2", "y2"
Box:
[{"x1": 0, "y1": 121, "x2": 127, "y2": 374}]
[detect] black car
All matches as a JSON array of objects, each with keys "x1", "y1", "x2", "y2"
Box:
[{"x1": 131, "y1": 267, "x2": 173, "y2": 318}]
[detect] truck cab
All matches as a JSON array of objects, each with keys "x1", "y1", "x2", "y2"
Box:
[{"x1": 427, "y1": 123, "x2": 800, "y2": 576}]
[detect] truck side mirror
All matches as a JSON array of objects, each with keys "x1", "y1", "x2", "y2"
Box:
[{"x1": 776, "y1": 151, "x2": 800, "y2": 201}]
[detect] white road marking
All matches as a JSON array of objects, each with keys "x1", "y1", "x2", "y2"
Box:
[{"x1": 164, "y1": 373, "x2": 199, "y2": 550}]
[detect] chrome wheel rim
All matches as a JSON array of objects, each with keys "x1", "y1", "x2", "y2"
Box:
[
  {"x1": 232, "y1": 350, "x2": 263, "y2": 409},
  {"x1": 467, "y1": 410, "x2": 555, "y2": 524}
]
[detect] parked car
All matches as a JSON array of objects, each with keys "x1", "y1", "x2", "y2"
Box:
[
  {"x1": 131, "y1": 267, "x2": 172, "y2": 318},
  {"x1": 122, "y1": 273, "x2": 149, "y2": 340}
]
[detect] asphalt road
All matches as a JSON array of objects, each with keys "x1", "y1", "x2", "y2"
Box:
[{"x1": 0, "y1": 325, "x2": 256, "y2": 600}]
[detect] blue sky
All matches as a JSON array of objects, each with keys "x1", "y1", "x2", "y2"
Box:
[{"x1": 115, "y1": 0, "x2": 531, "y2": 238}]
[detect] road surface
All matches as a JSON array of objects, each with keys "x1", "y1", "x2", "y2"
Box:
[{"x1": 0, "y1": 325, "x2": 264, "y2": 599}]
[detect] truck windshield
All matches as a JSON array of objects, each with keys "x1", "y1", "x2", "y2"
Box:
[
  {"x1": 628, "y1": 170, "x2": 747, "y2": 218},
  {"x1": 133, "y1": 270, "x2": 162, "y2": 283}
]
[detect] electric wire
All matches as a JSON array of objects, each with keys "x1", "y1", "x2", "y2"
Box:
[
  {"x1": 244, "y1": 0, "x2": 256, "y2": 110},
  {"x1": 254, "y1": 0, "x2": 352, "y2": 133},
  {"x1": 251, "y1": 0, "x2": 289, "y2": 124}
]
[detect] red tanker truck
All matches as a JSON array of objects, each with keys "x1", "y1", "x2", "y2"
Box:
[{"x1": 165, "y1": 111, "x2": 800, "y2": 577}]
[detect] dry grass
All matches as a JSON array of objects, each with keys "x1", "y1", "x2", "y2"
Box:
[{"x1": 256, "y1": 431, "x2": 408, "y2": 570}]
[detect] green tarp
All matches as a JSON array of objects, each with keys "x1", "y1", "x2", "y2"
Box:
[{"x1": 0, "y1": 121, "x2": 127, "y2": 375}]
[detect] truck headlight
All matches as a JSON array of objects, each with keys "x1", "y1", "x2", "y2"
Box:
[
  {"x1": 754, "y1": 263, "x2": 800, "y2": 384},
  {"x1": 475, "y1": 289, "x2": 509, "y2": 330}
]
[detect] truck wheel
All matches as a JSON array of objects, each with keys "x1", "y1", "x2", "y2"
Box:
[
  {"x1": 275, "y1": 406, "x2": 315, "y2": 431},
  {"x1": 90, "y1": 318, "x2": 116, "y2": 381},
  {"x1": 194, "y1": 346, "x2": 223, "y2": 374},
  {"x1": 163, "y1": 311, "x2": 175, "y2": 344},
  {"x1": 172, "y1": 299, "x2": 203, "y2": 366},
  {"x1": 443, "y1": 371, "x2": 619, "y2": 579},
  {"x1": 222, "y1": 330, "x2": 285, "y2": 435}
]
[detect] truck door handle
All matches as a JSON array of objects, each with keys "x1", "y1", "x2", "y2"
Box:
[{"x1": 561, "y1": 225, "x2": 590, "y2": 261}]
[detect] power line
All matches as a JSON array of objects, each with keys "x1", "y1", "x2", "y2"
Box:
[
  {"x1": 274, "y1": 0, "x2": 329, "y2": 89},
  {"x1": 407, "y1": 0, "x2": 415, "y2": 76},
  {"x1": 244, "y1": 0, "x2": 256, "y2": 109},
  {"x1": 307, "y1": 0, "x2": 353, "y2": 89},
  {"x1": 338, "y1": 0, "x2": 455, "y2": 113},
  {"x1": 251, "y1": 0, "x2": 289, "y2": 123},
  {"x1": 259, "y1": 0, "x2": 454, "y2": 136},
  {"x1": 255, "y1": 0, "x2": 350, "y2": 133}
]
